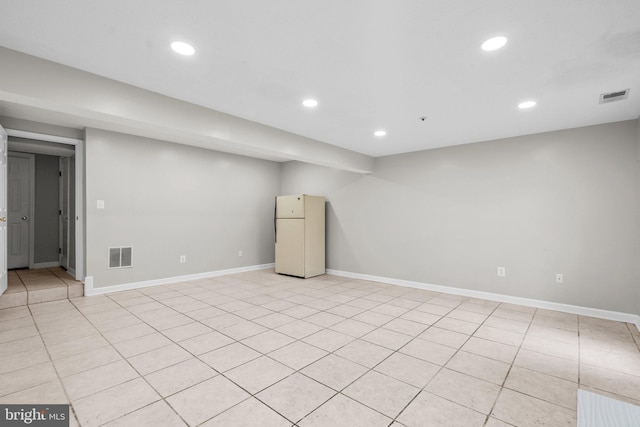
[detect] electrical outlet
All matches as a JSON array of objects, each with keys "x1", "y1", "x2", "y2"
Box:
[
  {"x1": 238, "y1": 250, "x2": 243, "y2": 257},
  {"x1": 497, "y1": 267, "x2": 506, "y2": 277},
  {"x1": 555, "y1": 273, "x2": 564, "y2": 284},
  {"x1": 179, "y1": 255, "x2": 186, "y2": 263}
]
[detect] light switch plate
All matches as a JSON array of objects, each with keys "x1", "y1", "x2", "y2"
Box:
[{"x1": 97, "y1": 200, "x2": 105, "y2": 209}]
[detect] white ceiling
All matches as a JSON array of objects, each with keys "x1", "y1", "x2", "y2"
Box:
[{"x1": 0, "y1": 0, "x2": 639, "y2": 157}]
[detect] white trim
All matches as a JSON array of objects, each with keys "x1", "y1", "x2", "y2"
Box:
[
  {"x1": 6, "y1": 128, "x2": 85, "y2": 283},
  {"x1": 31, "y1": 261, "x2": 60, "y2": 269},
  {"x1": 0, "y1": 125, "x2": 7, "y2": 297},
  {"x1": 84, "y1": 263, "x2": 275, "y2": 296},
  {"x1": 67, "y1": 267, "x2": 76, "y2": 278},
  {"x1": 27, "y1": 154, "x2": 35, "y2": 269},
  {"x1": 84, "y1": 275, "x2": 94, "y2": 294},
  {"x1": 59, "y1": 157, "x2": 67, "y2": 269},
  {"x1": 327, "y1": 269, "x2": 640, "y2": 328},
  {"x1": 5, "y1": 129, "x2": 83, "y2": 146},
  {"x1": 29, "y1": 155, "x2": 35, "y2": 269},
  {"x1": 75, "y1": 139, "x2": 84, "y2": 282}
]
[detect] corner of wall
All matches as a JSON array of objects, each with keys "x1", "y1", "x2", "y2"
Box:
[
  {"x1": 83, "y1": 276, "x2": 94, "y2": 296},
  {"x1": 637, "y1": 117, "x2": 640, "y2": 318}
]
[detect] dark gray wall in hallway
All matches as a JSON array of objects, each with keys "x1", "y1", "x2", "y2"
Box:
[{"x1": 34, "y1": 154, "x2": 60, "y2": 263}]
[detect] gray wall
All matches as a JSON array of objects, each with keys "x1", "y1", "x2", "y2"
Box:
[
  {"x1": 34, "y1": 154, "x2": 60, "y2": 263},
  {"x1": 85, "y1": 128, "x2": 281, "y2": 288},
  {"x1": 0, "y1": 115, "x2": 84, "y2": 140},
  {"x1": 281, "y1": 120, "x2": 640, "y2": 314},
  {"x1": 0, "y1": 47, "x2": 374, "y2": 173}
]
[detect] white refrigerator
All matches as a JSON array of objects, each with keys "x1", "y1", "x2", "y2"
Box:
[{"x1": 275, "y1": 195, "x2": 325, "y2": 278}]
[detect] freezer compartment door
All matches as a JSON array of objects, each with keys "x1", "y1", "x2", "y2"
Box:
[
  {"x1": 275, "y1": 218, "x2": 305, "y2": 277},
  {"x1": 276, "y1": 195, "x2": 305, "y2": 218}
]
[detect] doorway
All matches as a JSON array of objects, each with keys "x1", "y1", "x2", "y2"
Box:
[
  {"x1": 3, "y1": 130, "x2": 84, "y2": 283},
  {"x1": 0, "y1": 126, "x2": 85, "y2": 299},
  {"x1": 8, "y1": 141, "x2": 75, "y2": 273}
]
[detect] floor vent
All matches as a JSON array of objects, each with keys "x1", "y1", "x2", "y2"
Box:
[
  {"x1": 108, "y1": 247, "x2": 133, "y2": 269},
  {"x1": 599, "y1": 89, "x2": 630, "y2": 104},
  {"x1": 578, "y1": 389, "x2": 640, "y2": 426}
]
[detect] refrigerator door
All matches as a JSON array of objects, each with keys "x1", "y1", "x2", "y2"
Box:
[
  {"x1": 275, "y1": 218, "x2": 305, "y2": 277},
  {"x1": 303, "y1": 195, "x2": 325, "y2": 278},
  {"x1": 276, "y1": 195, "x2": 305, "y2": 218}
]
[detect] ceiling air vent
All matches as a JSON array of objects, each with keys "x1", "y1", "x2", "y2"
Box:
[
  {"x1": 108, "y1": 247, "x2": 133, "y2": 269},
  {"x1": 599, "y1": 89, "x2": 630, "y2": 104}
]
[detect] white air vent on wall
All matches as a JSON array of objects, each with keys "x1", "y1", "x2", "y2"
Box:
[
  {"x1": 108, "y1": 247, "x2": 133, "y2": 269},
  {"x1": 599, "y1": 89, "x2": 630, "y2": 104}
]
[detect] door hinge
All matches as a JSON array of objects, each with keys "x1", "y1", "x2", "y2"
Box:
[
  {"x1": 59, "y1": 210, "x2": 62, "y2": 215},
  {"x1": 59, "y1": 171, "x2": 62, "y2": 177},
  {"x1": 58, "y1": 248, "x2": 62, "y2": 254}
]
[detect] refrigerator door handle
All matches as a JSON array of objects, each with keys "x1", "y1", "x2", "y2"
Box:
[{"x1": 274, "y1": 196, "x2": 277, "y2": 243}]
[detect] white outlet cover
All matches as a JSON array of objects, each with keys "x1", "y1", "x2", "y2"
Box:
[{"x1": 97, "y1": 200, "x2": 105, "y2": 209}]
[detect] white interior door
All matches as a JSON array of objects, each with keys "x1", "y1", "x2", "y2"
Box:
[
  {"x1": 7, "y1": 153, "x2": 32, "y2": 269},
  {"x1": 0, "y1": 126, "x2": 7, "y2": 295}
]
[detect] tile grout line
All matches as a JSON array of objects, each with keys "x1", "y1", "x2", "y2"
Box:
[
  {"x1": 391, "y1": 298, "x2": 504, "y2": 426},
  {"x1": 94, "y1": 278, "x2": 339, "y2": 426},
  {"x1": 72, "y1": 293, "x2": 195, "y2": 427},
  {"x1": 482, "y1": 305, "x2": 537, "y2": 426},
  {"x1": 26, "y1": 301, "x2": 84, "y2": 426},
  {"x1": 3, "y1": 272, "x2": 637, "y2": 426},
  {"x1": 205, "y1": 282, "x2": 440, "y2": 425},
  {"x1": 292, "y1": 291, "x2": 441, "y2": 425},
  {"x1": 198, "y1": 274, "x2": 392, "y2": 425},
  {"x1": 88, "y1": 283, "x2": 493, "y2": 425}
]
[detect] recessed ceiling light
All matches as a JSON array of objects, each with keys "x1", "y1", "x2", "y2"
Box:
[
  {"x1": 481, "y1": 36, "x2": 508, "y2": 51},
  {"x1": 518, "y1": 100, "x2": 537, "y2": 109},
  {"x1": 171, "y1": 41, "x2": 195, "y2": 56},
  {"x1": 302, "y1": 99, "x2": 318, "y2": 108},
  {"x1": 374, "y1": 130, "x2": 387, "y2": 137}
]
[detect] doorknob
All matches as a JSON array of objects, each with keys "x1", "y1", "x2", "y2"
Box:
[
  {"x1": 21, "y1": 216, "x2": 28, "y2": 220},
  {"x1": 0, "y1": 217, "x2": 5, "y2": 222}
]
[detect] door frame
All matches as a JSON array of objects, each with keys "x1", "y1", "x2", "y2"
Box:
[
  {"x1": 59, "y1": 156, "x2": 70, "y2": 270},
  {"x1": 0, "y1": 126, "x2": 7, "y2": 295},
  {"x1": 5, "y1": 129, "x2": 85, "y2": 282},
  {"x1": 7, "y1": 152, "x2": 35, "y2": 269}
]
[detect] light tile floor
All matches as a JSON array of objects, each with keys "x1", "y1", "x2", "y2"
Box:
[
  {"x1": 1, "y1": 269, "x2": 639, "y2": 426},
  {"x1": 1, "y1": 268, "x2": 84, "y2": 308}
]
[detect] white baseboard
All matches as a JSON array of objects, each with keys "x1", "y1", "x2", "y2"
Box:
[
  {"x1": 84, "y1": 263, "x2": 275, "y2": 296},
  {"x1": 31, "y1": 262, "x2": 60, "y2": 269},
  {"x1": 327, "y1": 269, "x2": 640, "y2": 331},
  {"x1": 67, "y1": 267, "x2": 76, "y2": 278}
]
